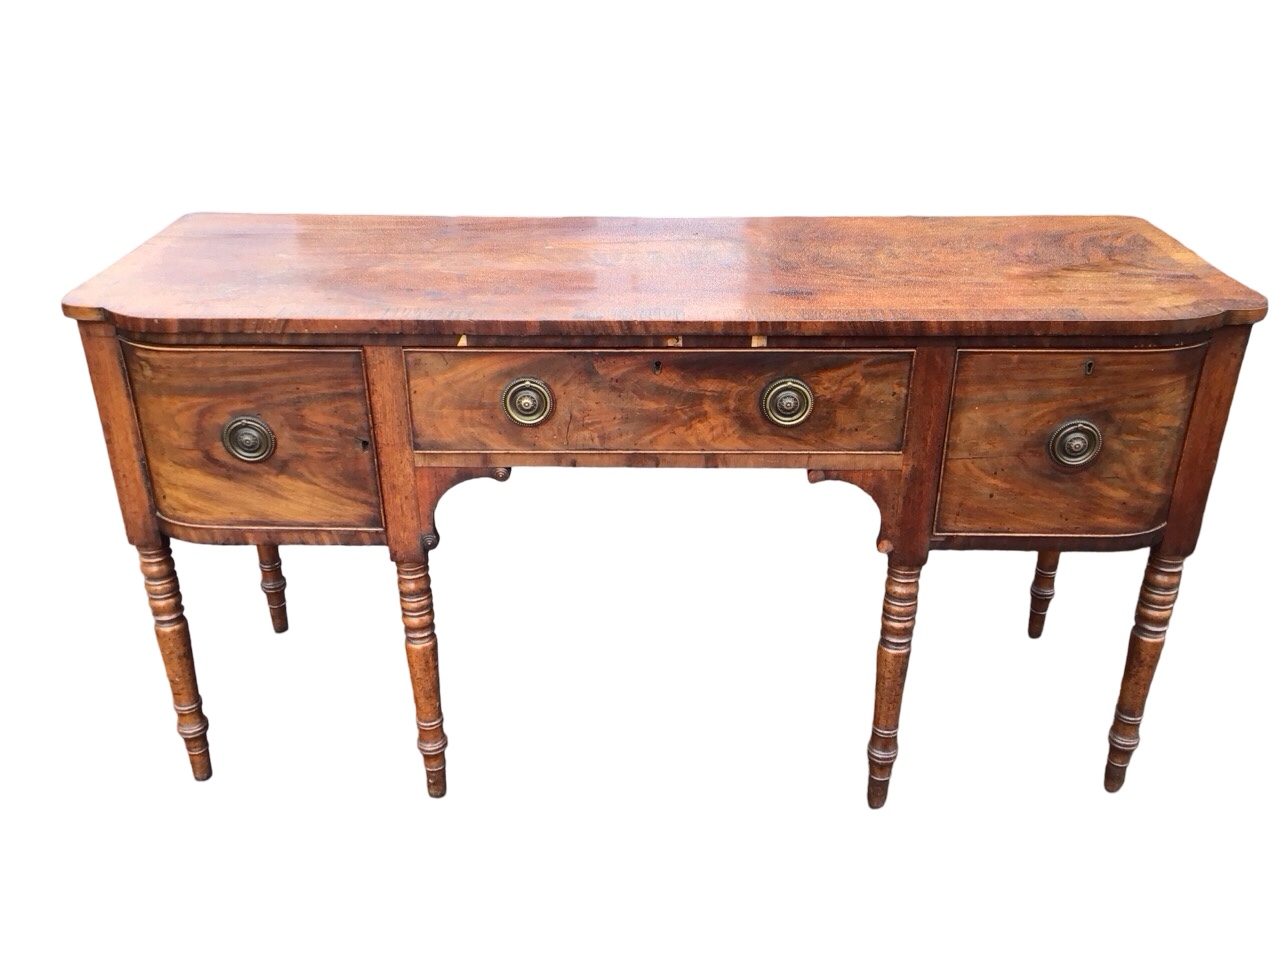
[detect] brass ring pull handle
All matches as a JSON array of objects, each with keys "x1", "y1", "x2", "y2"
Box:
[
  {"x1": 502, "y1": 378, "x2": 555, "y2": 426},
  {"x1": 1048, "y1": 419, "x2": 1102, "y2": 467},
  {"x1": 761, "y1": 377, "x2": 814, "y2": 427},
  {"x1": 222, "y1": 415, "x2": 276, "y2": 463}
]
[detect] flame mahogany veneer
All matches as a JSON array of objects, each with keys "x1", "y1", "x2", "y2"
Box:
[{"x1": 66, "y1": 214, "x2": 1266, "y2": 807}]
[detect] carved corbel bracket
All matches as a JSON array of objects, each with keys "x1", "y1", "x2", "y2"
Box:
[
  {"x1": 415, "y1": 467, "x2": 512, "y2": 553},
  {"x1": 807, "y1": 469, "x2": 902, "y2": 555}
]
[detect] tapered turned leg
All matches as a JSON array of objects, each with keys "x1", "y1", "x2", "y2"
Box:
[
  {"x1": 256, "y1": 544, "x2": 288, "y2": 633},
  {"x1": 1027, "y1": 550, "x2": 1060, "y2": 638},
  {"x1": 867, "y1": 561, "x2": 922, "y2": 809},
  {"x1": 1105, "y1": 551, "x2": 1184, "y2": 793},
  {"x1": 397, "y1": 559, "x2": 448, "y2": 797},
  {"x1": 138, "y1": 540, "x2": 211, "y2": 780}
]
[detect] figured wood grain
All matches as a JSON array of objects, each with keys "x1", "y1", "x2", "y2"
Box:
[
  {"x1": 64, "y1": 216, "x2": 1268, "y2": 806},
  {"x1": 363, "y1": 346, "x2": 426, "y2": 562},
  {"x1": 156, "y1": 520, "x2": 385, "y2": 547},
  {"x1": 63, "y1": 215, "x2": 1267, "y2": 337},
  {"x1": 805, "y1": 346, "x2": 955, "y2": 558},
  {"x1": 78, "y1": 323, "x2": 161, "y2": 548},
  {"x1": 418, "y1": 451, "x2": 904, "y2": 470},
  {"x1": 935, "y1": 346, "x2": 1205, "y2": 537},
  {"x1": 889, "y1": 345, "x2": 957, "y2": 564},
  {"x1": 122, "y1": 343, "x2": 383, "y2": 529},
  {"x1": 406, "y1": 350, "x2": 911, "y2": 455},
  {"x1": 1161, "y1": 325, "x2": 1251, "y2": 557}
]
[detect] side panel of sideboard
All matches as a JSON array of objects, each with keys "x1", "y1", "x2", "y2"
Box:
[{"x1": 78, "y1": 323, "x2": 163, "y2": 549}]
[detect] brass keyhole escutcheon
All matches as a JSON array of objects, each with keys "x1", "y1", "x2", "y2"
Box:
[
  {"x1": 501, "y1": 378, "x2": 554, "y2": 426},
  {"x1": 760, "y1": 377, "x2": 815, "y2": 427},
  {"x1": 1047, "y1": 419, "x2": 1102, "y2": 468},
  {"x1": 222, "y1": 415, "x2": 276, "y2": 463}
]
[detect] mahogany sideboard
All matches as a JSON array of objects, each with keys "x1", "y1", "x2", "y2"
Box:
[{"x1": 64, "y1": 214, "x2": 1267, "y2": 807}]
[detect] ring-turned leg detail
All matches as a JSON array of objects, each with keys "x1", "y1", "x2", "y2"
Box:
[
  {"x1": 1105, "y1": 551, "x2": 1184, "y2": 793},
  {"x1": 397, "y1": 559, "x2": 448, "y2": 797},
  {"x1": 257, "y1": 543, "x2": 288, "y2": 633},
  {"x1": 867, "y1": 561, "x2": 922, "y2": 809},
  {"x1": 138, "y1": 540, "x2": 211, "y2": 781},
  {"x1": 1028, "y1": 550, "x2": 1060, "y2": 639}
]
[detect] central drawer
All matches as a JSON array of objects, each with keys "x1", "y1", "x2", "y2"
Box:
[{"x1": 405, "y1": 350, "x2": 912, "y2": 456}]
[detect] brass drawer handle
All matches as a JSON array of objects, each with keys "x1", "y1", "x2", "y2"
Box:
[
  {"x1": 502, "y1": 378, "x2": 554, "y2": 426},
  {"x1": 1048, "y1": 419, "x2": 1102, "y2": 467},
  {"x1": 761, "y1": 377, "x2": 814, "y2": 427},
  {"x1": 222, "y1": 415, "x2": 276, "y2": 463}
]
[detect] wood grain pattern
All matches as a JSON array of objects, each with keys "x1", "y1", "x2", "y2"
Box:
[
  {"x1": 363, "y1": 346, "x2": 426, "y2": 562},
  {"x1": 406, "y1": 350, "x2": 911, "y2": 456},
  {"x1": 256, "y1": 544, "x2": 288, "y2": 633},
  {"x1": 63, "y1": 215, "x2": 1267, "y2": 337},
  {"x1": 156, "y1": 519, "x2": 385, "y2": 547},
  {"x1": 64, "y1": 216, "x2": 1266, "y2": 804},
  {"x1": 867, "y1": 561, "x2": 921, "y2": 809},
  {"x1": 1105, "y1": 551, "x2": 1184, "y2": 792},
  {"x1": 1027, "y1": 550, "x2": 1060, "y2": 639},
  {"x1": 122, "y1": 343, "x2": 383, "y2": 529},
  {"x1": 78, "y1": 323, "x2": 161, "y2": 548},
  {"x1": 805, "y1": 346, "x2": 957, "y2": 558},
  {"x1": 1161, "y1": 325, "x2": 1251, "y2": 557},
  {"x1": 417, "y1": 451, "x2": 903, "y2": 470},
  {"x1": 890, "y1": 345, "x2": 957, "y2": 563},
  {"x1": 398, "y1": 560, "x2": 447, "y2": 797},
  {"x1": 936, "y1": 346, "x2": 1205, "y2": 537},
  {"x1": 139, "y1": 541, "x2": 211, "y2": 780}
]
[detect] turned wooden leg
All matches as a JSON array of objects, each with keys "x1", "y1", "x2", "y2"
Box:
[
  {"x1": 1105, "y1": 551, "x2": 1184, "y2": 793},
  {"x1": 1027, "y1": 550, "x2": 1060, "y2": 639},
  {"x1": 397, "y1": 559, "x2": 448, "y2": 797},
  {"x1": 867, "y1": 560, "x2": 922, "y2": 809},
  {"x1": 138, "y1": 540, "x2": 211, "y2": 780},
  {"x1": 256, "y1": 543, "x2": 289, "y2": 633}
]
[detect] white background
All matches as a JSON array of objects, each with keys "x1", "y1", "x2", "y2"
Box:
[{"x1": 3, "y1": 2, "x2": 1276, "y2": 956}]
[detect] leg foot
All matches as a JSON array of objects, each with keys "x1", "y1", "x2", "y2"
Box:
[
  {"x1": 1105, "y1": 551, "x2": 1184, "y2": 793},
  {"x1": 139, "y1": 540, "x2": 211, "y2": 781},
  {"x1": 257, "y1": 543, "x2": 288, "y2": 633},
  {"x1": 397, "y1": 559, "x2": 448, "y2": 797},
  {"x1": 1104, "y1": 760, "x2": 1126, "y2": 793},
  {"x1": 867, "y1": 777, "x2": 890, "y2": 809},
  {"x1": 866, "y1": 560, "x2": 921, "y2": 809},
  {"x1": 1028, "y1": 550, "x2": 1060, "y2": 638}
]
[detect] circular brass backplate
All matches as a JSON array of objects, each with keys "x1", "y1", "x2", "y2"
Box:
[
  {"x1": 222, "y1": 415, "x2": 276, "y2": 463},
  {"x1": 502, "y1": 378, "x2": 555, "y2": 426},
  {"x1": 760, "y1": 377, "x2": 815, "y2": 427},
  {"x1": 1048, "y1": 419, "x2": 1103, "y2": 468}
]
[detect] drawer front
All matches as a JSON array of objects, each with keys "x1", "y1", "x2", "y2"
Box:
[
  {"x1": 123, "y1": 344, "x2": 383, "y2": 529},
  {"x1": 935, "y1": 346, "x2": 1206, "y2": 537},
  {"x1": 406, "y1": 350, "x2": 912, "y2": 455}
]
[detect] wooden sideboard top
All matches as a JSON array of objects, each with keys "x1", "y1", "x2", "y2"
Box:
[{"x1": 63, "y1": 214, "x2": 1266, "y2": 337}]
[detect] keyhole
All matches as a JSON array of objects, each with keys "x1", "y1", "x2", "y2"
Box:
[
  {"x1": 1084, "y1": 359, "x2": 1095, "y2": 376},
  {"x1": 652, "y1": 360, "x2": 662, "y2": 373}
]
